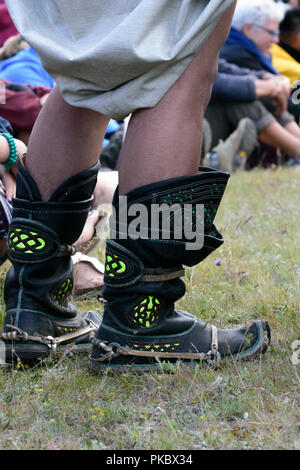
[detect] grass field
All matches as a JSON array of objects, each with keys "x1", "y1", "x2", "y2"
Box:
[{"x1": 0, "y1": 167, "x2": 299, "y2": 450}]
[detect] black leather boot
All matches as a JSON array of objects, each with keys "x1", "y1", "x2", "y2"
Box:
[
  {"x1": 1, "y1": 158, "x2": 101, "y2": 363},
  {"x1": 90, "y1": 168, "x2": 270, "y2": 371}
]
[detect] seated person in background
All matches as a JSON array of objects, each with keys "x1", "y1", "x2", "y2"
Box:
[
  {"x1": 204, "y1": 57, "x2": 300, "y2": 168},
  {"x1": 0, "y1": 33, "x2": 29, "y2": 61},
  {"x1": 271, "y1": 7, "x2": 300, "y2": 120},
  {"x1": 0, "y1": 81, "x2": 51, "y2": 145},
  {"x1": 0, "y1": 5, "x2": 53, "y2": 144},
  {"x1": 221, "y1": 0, "x2": 283, "y2": 73},
  {"x1": 0, "y1": 3, "x2": 54, "y2": 89},
  {"x1": 0, "y1": 115, "x2": 26, "y2": 263},
  {"x1": 0, "y1": 45, "x2": 55, "y2": 89},
  {"x1": 278, "y1": 0, "x2": 300, "y2": 9},
  {"x1": 219, "y1": 0, "x2": 300, "y2": 163},
  {"x1": 272, "y1": 7, "x2": 300, "y2": 87},
  {"x1": 0, "y1": 115, "x2": 26, "y2": 199}
]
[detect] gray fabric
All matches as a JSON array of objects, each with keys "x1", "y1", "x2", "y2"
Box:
[
  {"x1": 276, "y1": 111, "x2": 295, "y2": 128},
  {"x1": 205, "y1": 100, "x2": 295, "y2": 148},
  {"x1": 6, "y1": 0, "x2": 236, "y2": 119}
]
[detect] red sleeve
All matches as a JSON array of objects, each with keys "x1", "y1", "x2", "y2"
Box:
[
  {"x1": 0, "y1": 87, "x2": 43, "y2": 132},
  {"x1": 27, "y1": 85, "x2": 51, "y2": 98}
]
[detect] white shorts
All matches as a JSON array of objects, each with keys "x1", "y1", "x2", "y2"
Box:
[{"x1": 6, "y1": 0, "x2": 235, "y2": 119}]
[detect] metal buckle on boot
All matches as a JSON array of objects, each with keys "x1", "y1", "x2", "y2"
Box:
[
  {"x1": 89, "y1": 335, "x2": 121, "y2": 361},
  {"x1": 108, "y1": 342, "x2": 121, "y2": 359},
  {"x1": 207, "y1": 325, "x2": 220, "y2": 364},
  {"x1": 45, "y1": 336, "x2": 58, "y2": 356},
  {"x1": 56, "y1": 244, "x2": 77, "y2": 257},
  {"x1": 206, "y1": 350, "x2": 221, "y2": 365}
]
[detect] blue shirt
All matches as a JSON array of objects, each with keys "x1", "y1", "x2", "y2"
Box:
[{"x1": 0, "y1": 47, "x2": 55, "y2": 88}]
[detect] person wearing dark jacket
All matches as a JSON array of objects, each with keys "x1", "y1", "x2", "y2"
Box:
[
  {"x1": 206, "y1": 58, "x2": 289, "y2": 145},
  {"x1": 211, "y1": 59, "x2": 265, "y2": 102},
  {"x1": 218, "y1": 0, "x2": 300, "y2": 161},
  {"x1": 272, "y1": 8, "x2": 300, "y2": 84}
]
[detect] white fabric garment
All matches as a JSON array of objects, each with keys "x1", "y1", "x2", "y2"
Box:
[{"x1": 6, "y1": 0, "x2": 235, "y2": 118}]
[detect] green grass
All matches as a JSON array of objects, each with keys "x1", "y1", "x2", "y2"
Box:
[{"x1": 0, "y1": 167, "x2": 299, "y2": 450}]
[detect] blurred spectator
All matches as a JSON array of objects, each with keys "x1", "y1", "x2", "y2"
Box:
[
  {"x1": 0, "y1": 2, "x2": 120, "y2": 156},
  {"x1": 276, "y1": 0, "x2": 300, "y2": 8},
  {"x1": 207, "y1": 58, "x2": 269, "y2": 149},
  {"x1": 0, "y1": 34, "x2": 29, "y2": 61},
  {"x1": 0, "y1": 2, "x2": 54, "y2": 89},
  {"x1": 218, "y1": 0, "x2": 300, "y2": 165},
  {"x1": 204, "y1": 58, "x2": 295, "y2": 169},
  {"x1": 221, "y1": 0, "x2": 284, "y2": 72},
  {"x1": 0, "y1": 1, "x2": 53, "y2": 142},
  {"x1": 0, "y1": 82, "x2": 51, "y2": 144},
  {"x1": 0, "y1": 46, "x2": 55, "y2": 89},
  {"x1": 271, "y1": 8, "x2": 300, "y2": 84}
]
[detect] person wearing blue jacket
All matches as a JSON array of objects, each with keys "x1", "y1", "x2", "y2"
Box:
[
  {"x1": 216, "y1": 0, "x2": 300, "y2": 163},
  {"x1": 0, "y1": 46, "x2": 55, "y2": 89},
  {"x1": 204, "y1": 57, "x2": 300, "y2": 168}
]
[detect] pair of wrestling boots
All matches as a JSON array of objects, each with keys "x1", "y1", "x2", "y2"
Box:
[{"x1": 1, "y1": 158, "x2": 270, "y2": 369}]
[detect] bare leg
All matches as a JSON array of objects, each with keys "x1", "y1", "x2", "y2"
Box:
[
  {"x1": 118, "y1": 1, "x2": 237, "y2": 195},
  {"x1": 258, "y1": 121, "x2": 300, "y2": 157},
  {"x1": 284, "y1": 121, "x2": 300, "y2": 139},
  {"x1": 73, "y1": 210, "x2": 104, "y2": 294},
  {"x1": 92, "y1": 171, "x2": 119, "y2": 208},
  {"x1": 25, "y1": 86, "x2": 110, "y2": 200}
]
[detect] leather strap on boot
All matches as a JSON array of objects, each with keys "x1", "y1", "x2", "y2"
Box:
[
  {"x1": 104, "y1": 240, "x2": 185, "y2": 288},
  {"x1": 8, "y1": 218, "x2": 76, "y2": 264}
]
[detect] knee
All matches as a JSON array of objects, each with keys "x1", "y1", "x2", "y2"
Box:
[
  {"x1": 186, "y1": 61, "x2": 218, "y2": 113},
  {"x1": 203, "y1": 61, "x2": 218, "y2": 97},
  {"x1": 158, "y1": 55, "x2": 219, "y2": 119},
  {"x1": 207, "y1": 60, "x2": 219, "y2": 84}
]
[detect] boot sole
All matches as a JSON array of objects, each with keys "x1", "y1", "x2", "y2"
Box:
[
  {"x1": 89, "y1": 320, "x2": 271, "y2": 373},
  {"x1": 2, "y1": 341, "x2": 93, "y2": 365}
]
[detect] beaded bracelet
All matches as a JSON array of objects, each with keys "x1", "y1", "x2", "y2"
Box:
[{"x1": 0, "y1": 133, "x2": 18, "y2": 171}]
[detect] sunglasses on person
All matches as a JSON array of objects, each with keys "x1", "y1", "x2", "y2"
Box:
[{"x1": 253, "y1": 24, "x2": 279, "y2": 39}]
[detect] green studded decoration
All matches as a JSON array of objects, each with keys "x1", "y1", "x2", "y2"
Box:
[
  {"x1": 128, "y1": 340, "x2": 181, "y2": 353},
  {"x1": 130, "y1": 295, "x2": 162, "y2": 329},
  {"x1": 52, "y1": 277, "x2": 74, "y2": 306},
  {"x1": 105, "y1": 253, "x2": 129, "y2": 278},
  {"x1": 161, "y1": 188, "x2": 194, "y2": 206},
  {"x1": 55, "y1": 324, "x2": 79, "y2": 336},
  {"x1": 8, "y1": 228, "x2": 46, "y2": 254}
]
